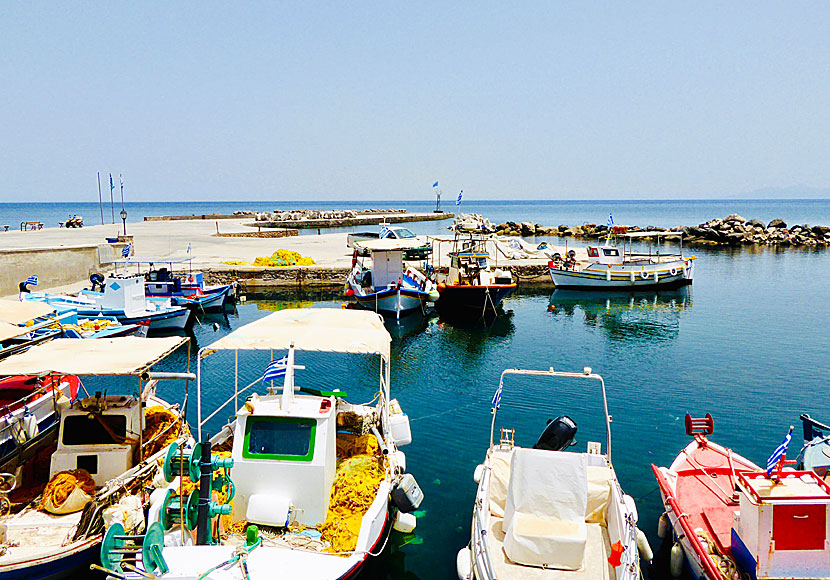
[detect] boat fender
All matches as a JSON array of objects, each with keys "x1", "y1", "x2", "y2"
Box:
[
  {"x1": 393, "y1": 511, "x2": 417, "y2": 534},
  {"x1": 391, "y1": 473, "x2": 424, "y2": 513},
  {"x1": 22, "y1": 412, "x2": 38, "y2": 441},
  {"x1": 456, "y1": 546, "x2": 473, "y2": 580},
  {"x1": 393, "y1": 449, "x2": 407, "y2": 473},
  {"x1": 606, "y1": 270, "x2": 612, "y2": 281},
  {"x1": 622, "y1": 494, "x2": 638, "y2": 523},
  {"x1": 657, "y1": 512, "x2": 669, "y2": 539},
  {"x1": 669, "y1": 542, "x2": 684, "y2": 578},
  {"x1": 351, "y1": 249, "x2": 359, "y2": 268},
  {"x1": 641, "y1": 270, "x2": 650, "y2": 279},
  {"x1": 637, "y1": 529, "x2": 653, "y2": 563},
  {"x1": 473, "y1": 464, "x2": 484, "y2": 484},
  {"x1": 670, "y1": 267, "x2": 677, "y2": 276},
  {"x1": 653, "y1": 271, "x2": 659, "y2": 282},
  {"x1": 630, "y1": 271, "x2": 636, "y2": 283}
]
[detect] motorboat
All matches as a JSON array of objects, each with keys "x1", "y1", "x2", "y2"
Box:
[
  {"x1": 457, "y1": 367, "x2": 645, "y2": 580},
  {"x1": 549, "y1": 230, "x2": 695, "y2": 290},
  {"x1": 101, "y1": 309, "x2": 424, "y2": 580},
  {"x1": 346, "y1": 239, "x2": 439, "y2": 318},
  {"x1": 432, "y1": 235, "x2": 516, "y2": 317},
  {"x1": 0, "y1": 336, "x2": 193, "y2": 580},
  {"x1": 653, "y1": 414, "x2": 830, "y2": 580},
  {"x1": 25, "y1": 274, "x2": 192, "y2": 331},
  {"x1": 798, "y1": 414, "x2": 830, "y2": 476}
]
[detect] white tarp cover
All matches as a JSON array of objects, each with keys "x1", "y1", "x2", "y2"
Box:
[
  {"x1": 0, "y1": 321, "x2": 33, "y2": 342},
  {"x1": 206, "y1": 308, "x2": 390, "y2": 359},
  {"x1": 0, "y1": 300, "x2": 56, "y2": 325},
  {"x1": 354, "y1": 238, "x2": 427, "y2": 251},
  {"x1": 0, "y1": 336, "x2": 187, "y2": 376}
]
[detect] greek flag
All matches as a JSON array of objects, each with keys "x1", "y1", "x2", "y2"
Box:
[
  {"x1": 456, "y1": 190, "x2": 463, "y2": 206},
  {"x1": 263, "y1": 356, "x2": 288, "y2": 382},
  {"x1": 110, "y1": 174, "x2": 114, "y2": 191},
  {"x1": 122, "y1": 243, "x2": 131, "y2": 258},
  {"x1": 766, "y1": 427, "x2": 793, "y2": 476},
  {"x1": 608, "y1": 213, "x2": 614, "y2": 227},
  {"x1": 491, "y1": 378, "x2": 503, "y2": 410},
  {"x1": 187, "y1": 242, "x2": 192, "y2": 254},
  {"x1": 25, "y1": 275, "x2": 38, "y2": 286},
  {"x1": 433, "y1": 181, "x2": 439, "y2": 188},
  {"x1": 380, "y1": 225, "x2": 392, "y2": 239}
]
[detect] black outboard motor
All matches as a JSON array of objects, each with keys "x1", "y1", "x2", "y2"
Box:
[
  {"x1": 89, "y1": 273, "x2": 105, "y2": 292},
  {"x1": 533, "y1": 415, "x2": 578, "y2": 451}
]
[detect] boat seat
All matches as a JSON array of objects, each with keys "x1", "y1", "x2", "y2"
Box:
[{"x1": 503, "y1": 449, "x2": 588, "y2": 570}]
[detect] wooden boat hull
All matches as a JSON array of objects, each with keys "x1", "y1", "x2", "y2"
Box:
[
  {"x1": 350, "y1": 285, "x2": 431, "y2": 316},
  {"x1": 436, "y1": 284, "x2": 516, "y2": 315},
  {"x1": 550, "y1": 259, "x2": 694, "y2": 290},
  {"x1": 0, "y1": 537, "x2": 99, "y2": 580}
]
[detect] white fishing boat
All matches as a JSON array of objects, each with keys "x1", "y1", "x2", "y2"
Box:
[
  {"x1": 549, "y1": 231, "x2": 695, "y2": 289},
  {"x1": 0, "y1": 336, "x2": 193, "y2": 580},
  {"x1": 457, "y1": 367, "x2": 647, "y2": 580},
  {"x1": 103, "y1": 309, "x2": 423, "y2": 580}
]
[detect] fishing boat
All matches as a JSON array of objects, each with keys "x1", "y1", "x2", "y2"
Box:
[
  {"x1": 101, "y1": 309, "x2": 424, "y2": 580},
  {"x1": 346, "y1": 239, "x2": 439, "y2": 318},
  {"x1": 0, "y1": 336, "x2": 193, "y2": 580},
  {"x1": 25, "y1": 274, "x2": 192, "y2": 331},
  {"x1": 548, "y1": 230, "x2": 695, "y2": 290},
  {"x1": 433, "y1": 236, "x2": 516, "y2": 317},
  {"x1": 457, "y1": 367, "x2": 646, "y2": 580},
  {"x1": 653, "y1": 414, "x2": 830, "y2": 580},
  {"x1": 798, "y1": 414, "x2": 830, "y2": 476}
]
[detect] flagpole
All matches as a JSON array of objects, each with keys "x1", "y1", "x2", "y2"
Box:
[
  {"x1": 97, "y1": 172, "x2": 104, "y2": 225},
  {"x1": 109, "y1": 173, "x2": 115, "y2": 224}
]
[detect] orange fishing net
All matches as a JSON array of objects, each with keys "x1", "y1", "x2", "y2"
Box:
[
  {"x1": 40, "y1": 469, "x2": 96, "y2": 511},
  {"x1": 142, "y1": 406, "x2": 182, "y2": 459}
]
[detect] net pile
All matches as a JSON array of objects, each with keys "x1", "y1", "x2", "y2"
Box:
[
  {"x1": 142, "y1": 406, "x2": 182, "y2": 459},
  {"x1": 40, "y1": 469, "x2": 96, "y2": 514},
  {"x1": 223, "y1": 250, "x2": 315, "y2": 267},
  {"x1": 320, "y1": 434, "x2": 385, "y2": 553}
]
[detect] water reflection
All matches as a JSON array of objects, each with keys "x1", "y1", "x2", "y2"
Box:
[{"x1": 548, "y1": 287, "x2": 692, "y2": 343}]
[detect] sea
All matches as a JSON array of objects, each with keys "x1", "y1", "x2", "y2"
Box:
[{"x1": 11, "y1": 198, "x2": 829, "y2": 580}]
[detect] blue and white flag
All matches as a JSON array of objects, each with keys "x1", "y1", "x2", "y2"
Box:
[
  {"x1": 122, "y1": 243, "x2": 131, "y2": 258},
  {"x1": 187, "y1": 242, "x2": 192, "y2": 254},
  {"x1": 433, "y1": 181, "x2": 439, "y2": 188},
  {"x1": 25, "y1": 275, "x2": 38, "y2": 286},
  {"x1": 110, "y1": 174, "x2": 114, "y2": 191},
  {"x1": 120, "y1": 173, "x2": 123, "y2": 188},
  {"x1": 491, "y1": 378, "x2": 503, "y2": 410},
  {"x1": 456, "y1": 190, "x2": 463, "y2": 206},
  {"x1": 766, "y1": 427, "x2": 793, "y2": 476},
  {"x1": 380, "y1": 225, "x2": 392, "y2": 239},
  {"x1": 608, "y1": 213, "x2": 614, "y2": 227},
  {"x1": 263, "y1": 356, "x2": 288, "y2": 382}
]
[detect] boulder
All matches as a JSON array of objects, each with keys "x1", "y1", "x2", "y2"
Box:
[
  {"x1": 812, "y1": 224, "x2": 830, "y2": 236},
  {"x1": 520, "y1": 222, "x2": 535, "y2": 236},
  {"x1": 768, "y1": 218, "x2": 787, "y2": 229},
  {"x1": 745, "y1": 219, "x2": 765, "y2": 229},
  {"x1": 558, "y1": 224, "x2": 569, "y2": 233},
  {"x1": 725, "y1": 214, "x2": 746, "y2": 223}
]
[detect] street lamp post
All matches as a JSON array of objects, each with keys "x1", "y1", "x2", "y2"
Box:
[{"x1": 120, "y1": 209, "x2": 128, "y2": 236}]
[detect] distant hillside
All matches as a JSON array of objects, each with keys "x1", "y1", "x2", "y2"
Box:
[{"x1": 736, "y1": 185, "x2": 830, "y2": 199}]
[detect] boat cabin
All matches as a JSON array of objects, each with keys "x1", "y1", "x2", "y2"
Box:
[
  {"x1": 586, "y1": 246, "x2": 623, "y2": 265},
  {"x1": 732, "y1": 470, "x2": 830, "y2": 579},
  {"x1": 98, "y1": 274, "x2": 149, "y2": 317}
]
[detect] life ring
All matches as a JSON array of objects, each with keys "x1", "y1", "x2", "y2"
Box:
[
  {"x1": 640, "y1": 270, "x2": 649, "y2": 279},
  {"x1": 188, "y1": 275, "x2": 194, "y2": 283},
  {"x1": 670, "y1": 267, "x2": 677, "y2": 276}
]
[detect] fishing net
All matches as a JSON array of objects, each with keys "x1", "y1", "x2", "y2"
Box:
[
  {"x1": 41, "y1": 469, "x2": 96, "y2": 514},
  {"x1": 320, "y1": 434, "x2": 385, "y2": 553},
  {"x1": 336, "y1": 411, "x2": 377, "y2": 435},
  {"x1": 142, "y1": 406, "x2": 183, "y2": 459},
  {"x1": 222, "y1": 250, "x2": 316, "y2": 267}
]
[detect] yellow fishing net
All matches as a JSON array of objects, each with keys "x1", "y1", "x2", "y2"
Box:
[
  {"x1": 142, "y1": 406, "x2": 183, "y2": 459},
  {"x1": 40, "y1": 469, "x2": 96, "y2": 512},
  {"x1": 222, "y1": 250, "x2": 315, "y2": 268},
  {"x1": 320, "y1": 434, "x2": 385, "y2": 553}
]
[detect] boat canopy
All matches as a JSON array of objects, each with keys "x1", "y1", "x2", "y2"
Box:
[
  {"x1": 0, "y1": 321, "x2": 31, "y2": 342},
  {"x1": 205, "y1": 309, "x2": 390, "y2": 359},
  {"x1": 0, "y1": 336, "x2": 187, "y2": 376},
  {"x1": 104, "y1": 256, "x2": 193, "y2": 265},
  {"x1": 354, "y1": 239, "x2": 427, "y2": 252},
  {"x1": 0, "y1": 300, "x2": 56, "y2": 325}
]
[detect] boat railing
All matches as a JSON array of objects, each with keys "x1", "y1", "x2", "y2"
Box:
[{"x1": 472, "y1": 494, "x2": 498, "y2": 580}]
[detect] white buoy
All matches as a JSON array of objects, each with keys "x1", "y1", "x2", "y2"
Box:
[
  {"x1": 623, "y1": 494, "x2": 639, "y2": 523},
  {"x1": 473, "y1": 464, "x2": 485, "y2": 484},
  {"x1": 394, "y1": 450, "x2": 407, "y2": 473},
  {"x1": 456, "y1": 546, "x2": 473, "y2": 580},
  {"x1": 658, "y1": 512, "x2": 669, "y2": 539},
  {"x1": 239, "y1": 295, "x2": 247, "y2": 302},
  {"x1": 670, "y1": 542, "x2": 685, "y2": 578},
  {"x1": 637, "y1": 529, "x2": 653, "y2": 562},
  {"x1": 393, "y1": 511, "x2": 417, "y2": 533}
]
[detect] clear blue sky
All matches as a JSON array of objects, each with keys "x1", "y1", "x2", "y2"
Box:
[{"x1": 2, "y1": 2, "x2": 828, "y2": 202}]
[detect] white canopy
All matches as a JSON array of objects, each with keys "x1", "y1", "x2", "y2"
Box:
[
  {"x1": 206, "y1": 308, "x2": 390, "y2": 359},
  {"x1": 0, "y1": 336, "x2": 187, "y2": 376},
  {"x1": 0, "y1": 300, "x2": 56, "y2": 325},
  {"x1": 0, "y1": 321, "x2": 33, "y2": 342},
  {"x1": 354, "y1": 238, "x2": 427, "y2": 252}
]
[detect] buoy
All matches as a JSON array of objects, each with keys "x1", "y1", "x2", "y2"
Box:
[
  {"x1": 630, "y1": 271, "x2": 636, "y2": 283},
  {"x1": 670, "y1": 267, "x2": 677, "y2": 276},
  {"x1": 456, "y1": 546, "x2": 473, "y2": 580},
  {"x1": 394, "y1": 450, "x2": 407, "y2": 472},
  {"x1": 641, "y1": 270, "x2": 649, "y2": 279},
  {"x1": 473, "y1": 464, "x2": 484, "y2": 484},
  {"x1": 345, "y1": 288, "x2": 355, "y2": 297},
  {"x1": 393, "y1": 511, "x2": 417, "y2": 533},
  {"x1": 623, "y1": 494, "x2": 638, "y2": 523},
  {"x1": 239, "y1": 295, "x2": 247, "y2": 302},
  {"x1": 637, "y1": 529, "x2": 653, "y2": 562},
  {"x1": 22, "y1": 413, "x2": 38, "y2": 441},
  {"x1": 437, "y1": 283, "x2": 446, "y2": 292},
  {"x1": 606, "y1": 270, "x2": 612, "y2": 281},
  {"x1": 657, "y1": 512, "x2": 669, "y2": 539},
  {"x1": 669, "y1": 542, "x2": 684, "y2": 578}
]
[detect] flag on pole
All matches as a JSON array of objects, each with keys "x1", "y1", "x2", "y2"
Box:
[
  {"x1": 608, "y1": 213, "x2": 614, "y2": 227},
  {"x1": 766, "y1": 426, "x2": 793, "y2": 476},
  {"x1": 491, "y1": 378, "x2": 503, "y2": 409},
  {"x1": 110, "y1": 174, "x2": 114, "y2": 191},
  {"x1": 433, "y1": 181, "x2": 439, "y2": 188},
  {"x1": 122, "y1": 244, "x2": 131, "y2": 258},
  {"x1": 263, "y1": 356, "x2": 289, "y2": 382},
  {"x1": 25, "y1": 275, "x2": 38, "y2": 286},
  {"x1": 187, "y1": 242, "x2": 192, "y2": 254},
  {"x1": 120, "y1": 174, "x2": 124, "y2": 188},
  {"x1": 380, "y1": 225, "x2": 392, "y2": 239},
  {"x1": 456, "y1": 190, "x2": 463, "y2": 206}
]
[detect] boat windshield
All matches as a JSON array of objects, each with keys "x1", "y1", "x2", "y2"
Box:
[
  {"x1": 244, "y1": 417, "x2": 316, "y2": 461},
  {"x1": 395, "y1": 228, "x2": 416, "y2": 238}
]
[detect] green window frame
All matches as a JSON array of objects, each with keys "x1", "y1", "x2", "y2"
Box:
[{"x1": 242, "y1": 416, "x2": 316, "y2": 462}]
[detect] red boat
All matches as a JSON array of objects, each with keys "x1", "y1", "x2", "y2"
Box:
[{"x1": 653, "y1": 414, "x2": 830, "y2": 580}]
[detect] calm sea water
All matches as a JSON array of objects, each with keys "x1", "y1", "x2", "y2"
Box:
[{"x1": 59, "y1": 199, "x2": 830, "y2": 579}]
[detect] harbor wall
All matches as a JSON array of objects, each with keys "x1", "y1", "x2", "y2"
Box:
[{"x1": 0, "y1": 244, "x2": 125, "y2": 296}]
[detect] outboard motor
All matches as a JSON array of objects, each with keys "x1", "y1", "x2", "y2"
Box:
[
  {"x1": 533, "y1": 415, "x2": 577, "y2": 451},
  {"x1": 89, "y1": 273, "x2": 105, "y2": 292}
]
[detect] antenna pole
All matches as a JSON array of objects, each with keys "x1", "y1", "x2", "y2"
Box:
[{"x1": 97, "y1": 172, "x2": 104, "y2": 225}]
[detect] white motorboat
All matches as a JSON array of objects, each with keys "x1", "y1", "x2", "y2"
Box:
[
  {"x1": 549, "y1": 231, "x2": 695, "y2": 289},
  {"x1": 0, "y1": 336, "x2": 193, "y2": 580},
  {"x1": 105, "y1": 309, "x2": 423, "y2": 580},
  {"x1": 457, "y1": 367, "x2": 647, "y2": 580}
]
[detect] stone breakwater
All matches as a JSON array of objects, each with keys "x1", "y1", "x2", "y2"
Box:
[
  {"x1": 493, "y1": 214, "x2": 830, "y2": 248},
  {"x1": 252, "y1": 208, "x2": 407, "y2": 222}
]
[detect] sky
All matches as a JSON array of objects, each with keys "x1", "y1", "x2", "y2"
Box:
[{"x1": 1, "y1": 2, "x2": 829, "y2": 202}]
